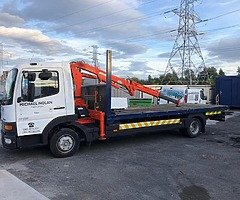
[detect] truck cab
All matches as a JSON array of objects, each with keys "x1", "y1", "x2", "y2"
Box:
[
  {"x1": 1, "y1": 62, "x2": 75, "y2": 150},
  {"x1": 186, "y1": 88, "x2": 207, "y2": 104}
]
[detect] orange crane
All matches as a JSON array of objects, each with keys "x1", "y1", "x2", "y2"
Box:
[
  {"x1": 70, "y1": 61, "x2": 181, "y2": 108},
  {"x1": 70, "y1": 60, "x2": 181, "y2": 140}
]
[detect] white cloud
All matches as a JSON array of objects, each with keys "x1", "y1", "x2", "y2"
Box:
[
  {"x1": 0, "y1": 12, "x2": 25, "y2": 27},
  {"x1": 207, "y1": 37, "x2": 240, "y2": 62},
  {"x1": 0, "y1": 26, "x2": 77, "y2": 55}
]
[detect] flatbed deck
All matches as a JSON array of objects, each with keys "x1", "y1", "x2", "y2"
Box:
[{"x1": 108, "y1": 104, "x2": 228, "y2": 124}]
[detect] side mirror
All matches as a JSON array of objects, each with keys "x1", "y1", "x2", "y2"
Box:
[
  {"x1": 23, "y1": 71, "x2": 36, "y2": 81},
  {"x1": 39, "y1": 69, "x2": 52, "y2": 80}
]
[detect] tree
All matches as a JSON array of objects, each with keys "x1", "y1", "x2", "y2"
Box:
[
  {"x1": 237, "y1": 66, "x2": 240, "y2": 76},
  {"x1": 218, "y1": 68, "x2": 225, "y2": 76},
  {"x1": 148, "y1": 75, "x2": 153, "y2": 84},
  {"x1": 160, "y1": 72, "x2": 179, "y2": 85},
  {"x1": 184, "y1": 69, "x2": 196, "y2": 84}
]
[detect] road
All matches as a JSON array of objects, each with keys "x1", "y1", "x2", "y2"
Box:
[{"x1": 0, "y1": 112, "x2": 240, "y2": 200}]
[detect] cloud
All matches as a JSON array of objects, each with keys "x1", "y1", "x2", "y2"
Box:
[
  {"x1": 207, "y1": 37, "x2": 240, "y2": 62},
  {"x1": 0, "y1": 26, "x2": 77, "y2": 55},
  {"x1": 3, "y1": 57, "x2": 46, "y2": 68},
  {"x1": 1, "y1": 0, "x2": 150, "y2": 58},
  {"x1": 0, "y1": 13, "x2": 25, "y2": 27},
  {"x1": 128, "y1": 61, "x2": 152, "y2": 71},
  {"x1": 113, "y1": 61, "x2": 154, "y2": 79},
  {"x1": 158, "y1": 52, "x2": 171, "y2": 58},
  {"x1": 15, "y1": 0, "x2": 145, "y2": 39},
  {"x1": 107, "y1": 42, "x2": 148, "y2": 59},
  {"x1": 217, "y1": 0, "x2": 239, "y2": 6}
]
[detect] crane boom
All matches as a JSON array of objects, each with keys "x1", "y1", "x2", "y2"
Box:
[{"x1": 70, "y1": 61, "x2": 180, "y2": 107}]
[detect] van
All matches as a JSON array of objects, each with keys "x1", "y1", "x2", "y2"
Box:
[{"x1": 159, "y1": 86, "x2": 207, "y2": 104}]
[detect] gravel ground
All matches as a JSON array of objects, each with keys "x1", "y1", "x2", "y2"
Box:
[{"x1": 0, "y1": 112, "x2": 240, "y2": 200}]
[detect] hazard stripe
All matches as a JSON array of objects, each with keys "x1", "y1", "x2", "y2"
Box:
[
  {"x1": 205, "y1": 111, "x2": 222, "y2": 116},
  {"x1": 119, "y1": 119, "x2": 181, "y2": 130}
]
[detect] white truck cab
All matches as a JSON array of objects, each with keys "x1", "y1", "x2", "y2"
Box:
[
  {"x1": 186, "y1": 88, "x2": 207, "y2": 104},
  {"x1": 159, "y1": 86, "x2": 207, "y2": 104},
  {"x1": 1, "y1": 62, "x2": 76, "y2": 150}
]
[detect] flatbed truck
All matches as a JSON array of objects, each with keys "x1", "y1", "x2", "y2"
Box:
[{"x1": 1, "y1": 51, "x2": 228, "y2": 157}]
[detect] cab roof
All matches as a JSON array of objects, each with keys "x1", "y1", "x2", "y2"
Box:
[{"x1": 13, "y1": 62, "x2": 71, "y2": 71}]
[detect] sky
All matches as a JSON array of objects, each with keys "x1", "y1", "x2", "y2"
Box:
[{"x1": 0, "y1": 0, "x2": 240, "y2": 79}]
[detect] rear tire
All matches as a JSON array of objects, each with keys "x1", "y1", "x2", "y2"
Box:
[
  {"x1": 186, "y1": 118, "x2": 202, "y2": 138},
  {"x1": 50, "y1": 128, "x2": 80, "y2": 158},
  {"x1": 180, "y1": 118, "x2": 202, "y2": 138}
]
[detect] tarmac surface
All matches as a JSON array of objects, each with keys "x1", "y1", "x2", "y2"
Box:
[{"x1": 0, "y1": 111, "x2": 240, "y2": 200}]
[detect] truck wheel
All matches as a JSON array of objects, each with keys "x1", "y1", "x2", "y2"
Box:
[
  {"x1": 186, "y1": 118, "x2": 202, "y2": 138},
  {"x1": 50, "y1": 128, "x2": 80, "y2": 158}
]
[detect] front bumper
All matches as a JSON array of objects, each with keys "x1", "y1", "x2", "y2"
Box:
[
  {"x1": 1, "y1": 131, "x2": 17, "y2": 149},
  {"x1": 1, "y1": 121, "x2": 18, "y2": 149}
]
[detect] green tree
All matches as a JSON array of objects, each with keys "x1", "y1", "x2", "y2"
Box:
[
  {"x1": 160, "y1": 72, "x2": 179, "y2": 85},
  {"x1": 131, "y1": 77, "x2": 143, "y2": 84},
  {"x1": 218, "y1": 68, "x2": 225, "y2": 76},
  {"x1": 237, "y1": 66, "x2": 240, "y2": 75},
  {"x1": 184, "y1": 69, "x2": 196, "y2": 84},
  {"x1": 198, "y1": 67, "x2": 218, "y2": 85}
]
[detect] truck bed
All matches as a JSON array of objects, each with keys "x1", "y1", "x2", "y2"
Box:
[{"x1": 108, "y1": 104, "x2": 228, "y2": 123}]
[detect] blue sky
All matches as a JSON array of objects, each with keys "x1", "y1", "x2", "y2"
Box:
[{"x1": 0, "y1": 0, "x2": 240, "y2": 78}]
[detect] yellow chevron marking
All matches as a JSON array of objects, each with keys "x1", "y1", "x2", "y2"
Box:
[
  {"x1": 119, "y1": 119, "x2": 181, "y2": 130},
  {"x1": 206, "y1": 111, "x2": 222, "y2": 116}
]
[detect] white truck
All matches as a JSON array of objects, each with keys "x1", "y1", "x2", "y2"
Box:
[
  {"x1": 159, "y1": 86, "x2": 207, "y2": 104},
  {"x1": 0, "y1": 51, "x2": 227, "y2": 157}
]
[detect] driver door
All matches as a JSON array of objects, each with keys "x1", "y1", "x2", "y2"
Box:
[{"x1": 16, "y1": 68, "x2": 66, "y2": 136}]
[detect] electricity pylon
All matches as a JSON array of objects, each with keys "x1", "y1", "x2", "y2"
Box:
[{"x1": 163, "y1": 0, "x2": 208, "y2": 85}]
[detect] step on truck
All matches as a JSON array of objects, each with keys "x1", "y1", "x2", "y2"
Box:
[{"x1": 1, "y1": 50, "x2": 228, "y2": 157}]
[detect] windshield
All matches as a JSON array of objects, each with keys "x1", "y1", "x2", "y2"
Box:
[{"x1": 4, "y1": 68, "x2": 18, "y2": 105}]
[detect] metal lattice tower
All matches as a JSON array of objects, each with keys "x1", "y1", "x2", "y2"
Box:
[
  {"x1": 90, "y1": 45, "x2": 100, "y2": 67},
  {"x1": 163, "y1": 0, "x2": 208, "y2": 85}
]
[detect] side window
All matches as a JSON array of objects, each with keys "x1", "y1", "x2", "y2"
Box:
[
  {"x1": 34, "y1": 71, "x2": 59, "y2": 99},
  {"x1": 21, "y1": 71, "x2": 59, "y2": 99},
  {"x1": 195, "y1": 94, "x2": 199, "y2": 101},
  {"x1": 21, "y1": 76, "x2": 29, "y2": 99}
]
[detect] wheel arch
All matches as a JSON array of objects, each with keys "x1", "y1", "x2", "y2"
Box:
[{"x1": 42, "y1": 115, "x2": 96, "y2": 145}]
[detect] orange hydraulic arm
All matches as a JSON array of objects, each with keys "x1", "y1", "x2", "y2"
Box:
[
  {"x1": 71, "y1": 61, "x2": 160, "y2": 98},
  {"x1": 70, "y1": 61, "x2": 180, "y2": 107}
]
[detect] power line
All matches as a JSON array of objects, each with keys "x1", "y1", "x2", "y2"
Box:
[
  {"x1": 49, "y1": 0, "x2": 115, "y2": 22},
  {"x1": 106, "y1": 23, "x2": 240, "y2": 44},
  {"x1": 46, "y1": 0, "x2": 159, "y2": 33},
  {"x1": 60, "y1": 8, "x2": 177, "y2": 39},
  {"x1": 199, "y1": 8, "x2": 240, "y2": 23}
]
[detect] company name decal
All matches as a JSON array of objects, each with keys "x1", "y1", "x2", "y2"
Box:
[{"x1": 20, "y1": 101, "x2": 53, "y2": 106}]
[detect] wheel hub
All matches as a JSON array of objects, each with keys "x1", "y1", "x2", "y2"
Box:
[
  {"x1": 57, "y1": 135, "x2": 74, "y2": 152},
  {"x1": 190, "y1": 121, "x2": 200, "y2": 135}
]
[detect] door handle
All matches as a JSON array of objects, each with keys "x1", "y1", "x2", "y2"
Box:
[{"x1": 53, "y1": 107, "x2": 65, "y2": 110}]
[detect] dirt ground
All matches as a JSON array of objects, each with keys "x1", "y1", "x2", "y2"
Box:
[{"x1": 0, "y1": 111, "x2": 240, "y2": 200}]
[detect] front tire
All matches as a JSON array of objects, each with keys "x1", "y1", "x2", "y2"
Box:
[{"x1": 50, "y1": 128, "x2": 80, "y2": 158}]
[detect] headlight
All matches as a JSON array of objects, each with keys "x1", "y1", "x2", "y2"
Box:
[{"x1": 4, "y1": 123, "x2": 13, "y2": 132}]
